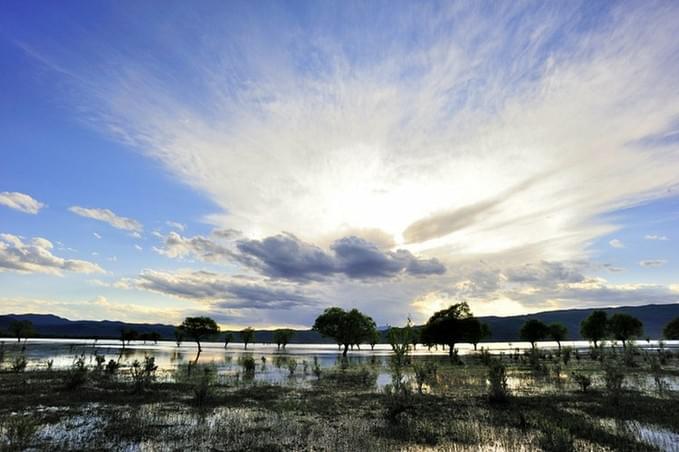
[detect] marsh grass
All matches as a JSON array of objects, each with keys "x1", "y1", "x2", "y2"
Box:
[{"x1": 0, "y1": 345, "x2": 677, "y2": 451}]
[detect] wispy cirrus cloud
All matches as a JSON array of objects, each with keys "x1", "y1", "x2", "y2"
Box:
[
  {"x1": 68, "y1": 206, "x2": 143, "y2": 234},
  {"x1": 639, "y1": 259, "x2": 668, "y2": 268},
  {"x1": 0, "y1": 192, "x2": 45, "y2": 214}
]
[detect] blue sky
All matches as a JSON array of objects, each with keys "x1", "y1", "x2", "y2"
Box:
[{"x1": 1, "y1": 1, "x2": 679, "y2": 328}]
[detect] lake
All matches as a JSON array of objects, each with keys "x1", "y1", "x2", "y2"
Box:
[{"x1": 2, "y1": 338, "x2": 678, "y2": 387}]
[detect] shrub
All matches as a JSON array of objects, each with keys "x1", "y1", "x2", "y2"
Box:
[
  {"x1": 302, "y1": 360, "x2": 309, "y2": 375},
  {"x1": 105, "y1": 359, "x2": 119, "y2": 377},
  {"x1": 287, "y1": 359, "x2": 298, "y2": 376},
  {"x1": 46, "y1": 359, "x2": 54, "y2": 371},
  {"x1": 11, "y1": 354, "x2": 27, "y2": 373},
  {"x1": 192, "y1": 365, "x2": 217, "y2": 407},
  {"x1": 412, "y1": 360, "x2": 437, "y2": 394},
  {"x1": 602, "y1": 359, "x2": 625, "y2": 405},
  {"x1": 239, "y1": 355, "x2": 256, "y2": 379},
  {"x1": 571, "y1": 372, "x2": 591, "y2": 392},
  {"x1": 312, "y1": 356, "x2": 321, "y2": 378},
  {"x1": 478, "y1": 347, "x2": 492, "y2": 366},
  {"x1": 2, "y1": 414, "x2": 38, "y2": 450},
  {"x1": 65, "y1": 356, "x2": 88, "y2": 390},
  {"x1": 487, "y1": 360, "x2": 510, "y2": 403},
  {"x1": 94, "y1": 354, "x2": 106, "y2": 371},
  {"x1": 649, "y1": 355, "x2": 668, "y2": 395},
  {"x1": 538, "y1": 424, "x2": 575, "y2": 452},
  {"x1": 130, "y1": 356, "x2": 157, "y2": 393},
  {"x1": 561, "y1": 346, "x2": 572, "y2": 366}
]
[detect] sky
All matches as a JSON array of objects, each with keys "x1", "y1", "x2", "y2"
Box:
[{"x1": 1, "y1": 0, "x2": 679, "y2": 329}]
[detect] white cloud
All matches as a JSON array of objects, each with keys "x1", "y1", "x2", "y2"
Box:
[
  {"x1": 134, "y1": 244, "x2": 143, "y2": 251},
  {"x1": 68, "y1": 206, "x2": 143, "y2": 233},
  {"x1": 166, "y1": 221, "x2": 185, "y2": 231},
  {"x1": 0, "y1": 192, "x2": 45, "y2": 214},
  {"x1": 639, "y1": 259, "x2": 667, "y2": 268},
  {"x1": 93, "y1": 232, "x2": 102, "y2": 239},
  {"x1": 608, "y1": 239, "x2": 624, "y2": 249},
  {"x1": 15, "y1": 3, "x2": 679, "y2": 321},
  {"x1": 645, "y1": 234, "x2": 669, "y2": 241},
  {"x1": 0, "y1": 233, "x2": 104, "y2": 275}
]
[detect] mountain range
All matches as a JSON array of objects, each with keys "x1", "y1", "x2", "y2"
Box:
[{"x1": 1, "y1": 303, "x2": 678, "y2": 343}]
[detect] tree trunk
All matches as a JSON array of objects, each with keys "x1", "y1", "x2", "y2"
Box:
[
  {"x1": 448, "y1": 343, "x2": 456, "y2": 362},
  {"x1": 197, "y1": 340, "x2": 202, "y2": 353},
  {"x1": 343, "y1": 343, "x2": 349, "y2": 356}
]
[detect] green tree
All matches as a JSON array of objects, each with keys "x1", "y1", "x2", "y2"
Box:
[
  {"x1": 223, "y1": 332, "x2": 233, "y2": 349},
  {"x1": 178, "y1": 317, "x2": 219, "y2": 353},
  {"x1": 420, "y1": 302, "x2": 474, "y2": 361},
  {"x1": 240, "y1": 327, "x2": 255, "y2": 350},
  {"x1": 369, "y1": 328, "x2": 381, "y2": 350},
  {"x1": 580, "y1": 310, "x2": 608, "y2": 348},
  {"x1": 548, "y1": 323, "x2": 568, "y2": 352},
  {"x1": 273, "y1": 329, "x2": 295, "y2": 350},
  {"x1": 149, "y1": 332, "x2": 161, "y2": 344},
  {"x1": 663, "y1": 317, "x2": 679, "y2": 340},
  {"x1": 465, "y1": 319, "x2": 491, "y2": 351},
  {"x1": 174, "y1": 328, "x2": 184, "y2": 347},
  {"x1": 8, "y1": 320, "x2": 34, "y2": 342},
  {"x1": 519, "y1": 319, "x2": 549, "y2": 349},
  {"x1": 312, "y1": 307, "x2": 377, "y2": 356},
  {"x1": 120, "y1": 328, "x2": 138, "y2": 349},
  {"x1": 608, "y1": 313, "x2": 643, "y2": 348}
]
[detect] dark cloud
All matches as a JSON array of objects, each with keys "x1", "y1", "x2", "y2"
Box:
[
  {"x1": 121, "y1": 269, "x2": 318, "y2": 310},
  {"x1": 504, "y1": 261, "x2": 585, "y2": 286},
  {"x1": 236, "y1": 234, "x2": 445, "y2": 281}
]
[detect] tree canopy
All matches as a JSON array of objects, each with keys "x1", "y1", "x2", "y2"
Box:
[
  {"x1": 273, "y1": 329, "x2": 295, "y2": 350},
  {"x1": 420, "y1": 302, "x2": 474, "y2": 360},
  {"x1": 608, "y1": 313, "x2": 643, "y2": 348},
  {"x1": 663, "y1": 317, "x2": 679, "y2": 340},
  {"x1": 312, "y1": 307, "x2": 377, "y2": 356},
  {"x1": 519, "y1": 319, "x2": 549, "y2": 349},
  {"x1": 9, "y1": 320, "x2": 34, "y2": 342},
  {"x1": 580, "y1": 310, "x2": 608, "y2": 348},
  {"x1": 240, "y1": 327, "x2": 255, "y2": 349},
  {"x1": 464, "y1": 318, "x2": 491, "y2": 351},
  {"x1": 178, "y1": 316, "x2": 219, "y2": 352},
  {"x1": 548, "y1": 323, "x2": 568, "y2": 350}
]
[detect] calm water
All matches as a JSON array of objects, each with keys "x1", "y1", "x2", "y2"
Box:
[{"x1": 2, "y1": 338, "x2": 677, "y2": 386}]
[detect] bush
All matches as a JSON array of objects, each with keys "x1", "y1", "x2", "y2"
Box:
[
  {"x1": 538, "y1": 424, "x2": 575, "y2": 452},
  {"x1": 287, "y1": 359, "x2": 298, "y2": 376},
  {"x1": 239, "y1": 355, "x2": 256, "y2": 379},
  {"x1": 46, "y1": 359, "x2": 54, "y2": 371},
  {"x1": 487, "y1": 360, "x2": 510, "y2": 403},
  {"x1": 192, "y1": 365, "x2": 217, "y2": 407},
  {"x1": 602, "y1": 359, "x2": 625, "y2": 405},
  {"x1": 649, "y1": 355, "x2": 668, "y2": 395},
  {"x1": 11, "y1": 354, "x2": 27, "y2": 373},
  {"x1": 561, "y1": 346, "x2": 572, "y2": 366},
  {"x1": 130, "y1": 356, "x2": 157, "y2": 393},
  {"x1": 312, "y1": 356, "x2": 321, "y2": 379},
  {"x1": 412, "y1": 360, "x2": 437, "y2": 394},
  {"x1": 105, "y1": 359, "x2": 119, "y2": 377},
  {"x1": 2, "y1": 414, "x2": 38, "y2": 450},
  {"x1": 571, "y1": 372, "x2": 591, "y2": 393},
  {"x1": 65, "y1": 356, "x2": 88, "y2": 390}
]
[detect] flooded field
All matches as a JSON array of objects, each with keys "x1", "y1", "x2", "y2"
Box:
[{"x1": 2, "y1": 338, "x2": 679, "y2": 450}]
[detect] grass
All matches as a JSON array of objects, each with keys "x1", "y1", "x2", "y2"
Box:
[{"x1": 0, "y1": 346, "x2": 678, "y2": 450}]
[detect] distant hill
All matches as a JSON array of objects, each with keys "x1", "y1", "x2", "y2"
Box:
[{"x1": 1, "y1": 303, "x2": 678, "y2": 342}]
